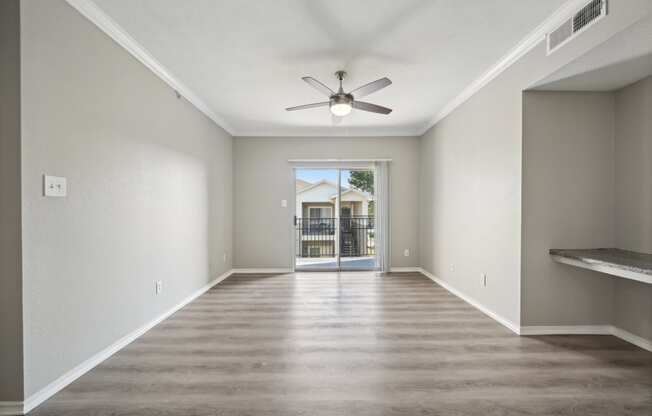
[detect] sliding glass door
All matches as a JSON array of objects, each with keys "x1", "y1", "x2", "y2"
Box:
[
  {"x1": 338, "y1": 169, "x2": 376, "y2": 270},
  {"x1": 294, "y1": 168, "x2": 376, "y2": 271},
  {"x1": 295, "y1": 168, "x2": 339, "y2": 271}
]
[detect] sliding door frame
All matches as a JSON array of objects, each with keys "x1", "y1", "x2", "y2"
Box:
[{"x1": 291, "y1": 163, "x2": 379, "y2": 272}]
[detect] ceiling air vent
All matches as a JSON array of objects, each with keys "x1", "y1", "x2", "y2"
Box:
[{"x1": 547, "y1": 0, "x2": 607, "y2": 55}]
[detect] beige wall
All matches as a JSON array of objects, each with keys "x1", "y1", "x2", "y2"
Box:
[
  {"x1": 0, "y1": 0, "x2": 23, "y2": 402},
  {"x1": 613, "y1": 76, "x2": 652, "y2": 340},
  {"x1": 420, "y1": 0, "x2": 652, "y2": 325},
  {"x1": 614, "y1": 76, "x2": 652, "y2": 253},
  {"x1": 20, "y1": 0, "x2": 233, "y2": 397},
  {"x1": 521, "y1": 91, "x2": 615, "y2": 327},
  {"x1": 234, "y1": 136, "x2": 420, "y2": 269},
  {"x1": 419, "y1": 79, "x2": 524, "y2": 325},
  {"x1": 521, "y1": 79, "x2": 652, "y2": 341},
  {"x1": 5, "y1": 0, "x2": 651, "y2": 403},
  {"x1": 419, "y1": 0, "x2": 652, "y2": 327}
]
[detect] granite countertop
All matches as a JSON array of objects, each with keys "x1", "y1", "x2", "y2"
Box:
[{"x1": 549, "y1": 248, "x2": 652, "y2": 276}]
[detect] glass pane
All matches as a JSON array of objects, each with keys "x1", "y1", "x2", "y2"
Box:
[
  {"x1": 295, "y1": 168, "x2": 339, "y2": 271},
  {"x1": 339, "y1": 169, "x2": 376, "y2": 271}
]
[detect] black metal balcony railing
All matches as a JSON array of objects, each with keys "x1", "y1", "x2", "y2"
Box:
[{"x1": 295, "y1": 216, "x2": 375, "y2": 258}]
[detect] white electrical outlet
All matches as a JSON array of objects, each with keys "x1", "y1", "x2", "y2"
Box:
[
  {"x1": 450, "y1": 264, "x2": 455, "y2": 272},
  {"x1": 281, "y1": 199, "x2": 287, "y2": 207},
  {"x1": 155, "y1": 280, "x2": 163, "y2": 294},
  {"x1": 403, "y1": 249, "x2": 410, "y2": 257},
  {"x1": 43, "y1": 175, "x2": 67, "y2": 197},
  {"x1": 482, "y1": 273, "x2": 487, "y2": 287}
]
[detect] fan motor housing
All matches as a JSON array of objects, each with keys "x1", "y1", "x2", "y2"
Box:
[{"x1": 330, "y1": 93, "x2": 353, "y2": 107}]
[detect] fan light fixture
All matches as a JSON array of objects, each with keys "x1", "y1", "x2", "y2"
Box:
[
  {"x1": 330, "y1": 103, "x2": 352, "y2": 116},
  {"x1": 330, "y1": 94, "x2": 353, "y2": 116},
  {"x1": 286, "y1": 71, "x2": 392, "y2": 118}
]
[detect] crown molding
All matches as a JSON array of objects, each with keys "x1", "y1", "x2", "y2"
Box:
[
  {"x1": 66, "y1": 0, "x2": 591, "y2": 138},
  {"x1": 65, "y1": 0, "x2": 235, "y2": 135},
  {"x1": 418, "y1": 0, "x2": 589, "y2": 135}
]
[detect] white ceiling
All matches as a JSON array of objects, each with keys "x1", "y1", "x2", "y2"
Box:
[{"x1": 93, "y1": 0, "x2": 567, "y2": 136}]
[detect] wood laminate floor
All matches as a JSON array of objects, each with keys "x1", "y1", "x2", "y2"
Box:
[{"x1": 32, "y1": 272, "x2": 652, "y2": 415}]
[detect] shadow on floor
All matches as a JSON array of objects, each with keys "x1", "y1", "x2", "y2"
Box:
[{"x1": 296, "y1": 257, "x2": 376, "y2": 270}]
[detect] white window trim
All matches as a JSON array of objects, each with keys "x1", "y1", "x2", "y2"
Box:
[{"x1": 306, "y1": 205, "x2": 333, "y2": 219}]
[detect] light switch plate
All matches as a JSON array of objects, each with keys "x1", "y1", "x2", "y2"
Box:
[
  {"x1": 281, "y1": 199, "x2": 287, "y2": 207},
  {"x1": 44, "y1": 175, "x2": 67, "y2": 197}
]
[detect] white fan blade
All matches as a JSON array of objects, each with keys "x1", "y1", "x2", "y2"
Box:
[
  {"x1": 302, "y1": 77, "x2": 335, "y2": 97},
  {"x1": 352, "y1": 101, "x2": 392, "y2": 114},
  {"x1": 349, "y1": 77, "x2": 392, "y2": 98},
  {"x1": 286, "y1": 102, "x2": 329, "y2": 111}
]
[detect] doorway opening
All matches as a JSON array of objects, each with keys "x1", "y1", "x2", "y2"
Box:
[{"x1": 294, "y1": 168, "x2": 376, "y2": 271}]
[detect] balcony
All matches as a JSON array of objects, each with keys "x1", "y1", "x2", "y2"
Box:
[{"x1": 295, "y1": 216, "x2": 375, "y2": 270}]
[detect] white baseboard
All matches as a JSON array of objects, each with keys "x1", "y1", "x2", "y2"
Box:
[
  {"x1": 11, "y1": 269, "x2": 234, "y2": 415},
  {"x1": 417, "y1": 268, "x2": 521, "y2": 334},
  {"x1": 389, "y1": 267, "x2": 421, "y2": 273},
  {"x1": 233, "y1": 267, "x2": 419, "y2": 274},
  {"x1": 519, "y1": 325, "x2": 612, "y2": 336},
  {"x1": 0, "y1": 402, "x2": 23, "y2": 416},
  {"x1": 520, "y1": 325, "x2": 652, "y2": 352},
  {"x1": 232, "y1": 268, "x2": 292, "y2": 274},
  {"x1": 5, "y1": 267, "x2": 649, "y2": 415},
  {"x1": 416, "y1": 268, "x2": 652, "y2": 352},
  {"x1": 611, "y1": 326, "x2": 652, "y2": 352}
]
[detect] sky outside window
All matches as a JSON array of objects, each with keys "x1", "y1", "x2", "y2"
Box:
[{"x1": 296, "y1": 169, "x2": 351, "y2": 185}]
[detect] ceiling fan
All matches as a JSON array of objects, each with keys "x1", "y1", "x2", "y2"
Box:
[{"x1": 286, "y1": 71, "x2": 392, "y2": 117}]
